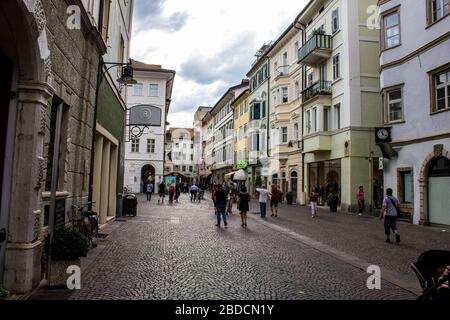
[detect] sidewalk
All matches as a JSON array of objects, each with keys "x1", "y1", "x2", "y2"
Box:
[{"x1": 239, "y1": 198, "x2": 450, "y2": 287}]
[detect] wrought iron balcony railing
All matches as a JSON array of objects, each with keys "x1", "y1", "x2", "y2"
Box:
[
  {"x1": 302, "y1": 80, "x2": 332, "y2": 103},
  {"x1": 298, "y1": 34, "x2": 332, "y2": 65}
]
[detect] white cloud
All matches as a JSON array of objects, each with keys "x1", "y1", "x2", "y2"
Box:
[{"x1": 131, "y1": 0, "x2": 309, "y2": 127}]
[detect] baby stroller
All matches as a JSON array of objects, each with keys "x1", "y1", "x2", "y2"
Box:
[{"x1": 411, "y1": 250, "x2": 450, "y2": 301}]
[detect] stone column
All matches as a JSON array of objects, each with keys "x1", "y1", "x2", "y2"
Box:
[
  {"x1": 100, "y1": 140, "x2": 111, "y2": 224},
  {"x1": 92, "y1": 135, "x2": 104, "y2": 216},
  {"x1": 4, "y1": 81, "x2": 54, "y2": 293}
]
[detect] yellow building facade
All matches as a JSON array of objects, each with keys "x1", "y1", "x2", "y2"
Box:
[{"x1": 232, "y1": 89, "x2": 250, "y2": 188}]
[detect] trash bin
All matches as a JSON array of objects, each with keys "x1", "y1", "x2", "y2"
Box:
[{"x1": 122, "y1": 194, "x2": 137, "y2": 216}]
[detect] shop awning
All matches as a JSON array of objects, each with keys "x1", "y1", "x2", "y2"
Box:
[
  {"x1": 224, "y1": 171, "x2": 238, "y2": 179},
  {"x1": 377, "y1": 143, "x2": 398, "y2": 159},
  {"x1": 233, "y1": 169, "x2": 248, "y2": 181}
]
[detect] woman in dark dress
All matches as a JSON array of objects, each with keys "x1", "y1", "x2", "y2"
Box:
[{"x1": 238, "y1": 186, "x2": 250, "y2": 228}]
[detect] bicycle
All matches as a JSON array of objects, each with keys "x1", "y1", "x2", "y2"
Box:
[{"x1": 71, "y1": 202, "x2": 99, "y2": 248}]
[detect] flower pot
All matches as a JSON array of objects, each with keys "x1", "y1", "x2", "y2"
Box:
[{"x1": 48, "y1": 260, "x2": 80, "y2": 288}]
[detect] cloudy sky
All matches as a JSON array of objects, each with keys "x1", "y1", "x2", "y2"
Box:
[{"x1": 130, "y1": 0, "x2": 309, "y2": 128}]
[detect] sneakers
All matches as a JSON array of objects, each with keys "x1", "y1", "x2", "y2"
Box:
[
  {"x1": 385, "y1": 238, "x2": 391, "y2": 243},
  {"x1": 395, "y1": 233, "x2": 401, "y2": 243},
  {"x1": 215, "y1": 224, "x2": 220, "y2": 227}
]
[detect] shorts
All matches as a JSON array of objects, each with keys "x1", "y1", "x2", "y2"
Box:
[
  {"x1": 159, "y1": 193, "x2": 165, "y2": 198},
  {"x1": 270, "y1": 201, "x2": 278, "y2": 208}
]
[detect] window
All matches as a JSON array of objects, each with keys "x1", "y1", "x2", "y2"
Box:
[
  {"x1": 131, "y1": 138, "x2": 140, "y2": 152},
  {"x1": 399, "y1": 170, "x2": 413, "y2": 203},
  {"x1": 262, "y1": 101, "x2": 267, "y2": 118},
  {"x1": 293, "y1": 123, "x2": 299, "y2": 141},
  {"x1": 429, "y1": 0, "x2": 450, "y2": 23},
  {"x1": 282, "y1": 87, "x2": 288, "y2": 103},
  {"x1": 182, "y1": 166, "x2": 186, "y2": 172},
  {"x1": 294, "y1": 41, "x2": 299, "y2": 58},
  {"x1": 307, "y1": 73, "x2": 313, "y2": 87},
  {"x1": 324, "y1": 107, "x2": 330, "y2": 131},
  {"x1": 101, "y1": 0, "x2": 111, "y2": 41},
  {"x1": 332, "y1": 8, "x2": 340, "y2": 33},
  {"x1": 432, "y1": 67, "x2": 450, "y2": 112},
  {"x1": 281, "y1": 127, "x2": 288, "y2": 143},
  {"x1": 334, "y1": 103, "x2": 341, "y2": 130},
  {"x1": 240, "y1": 103, "x2": 243, "y2": 116},
  {"x1": 294, "y1": 81, "x2": 300, "y2": 98},
  {"x1": 261, "y1": 131, "x2": 266, "y2": 151},
  {"x1": 147, "y1": 139, "x2": 155, "y2": 153},
  {"x1": 149, "y1": 84, "x2": 158, "y2": 97},
  {"x1": 385, "y1": 87, "x2": 403, "y2": 122},
  {"x1": 244, "y1": 100, "x2": 248, "y2": 113},
  {"x1": 183, "y1": 143, "x2": 187, "y2": 149},
  {"x1": 251, "y1": 102, "x2": 261, "y2": 120},
  {"x1": 175, "y1": 143, "x2": 179, "y2": 148},
  {"x1": 189, "y1": 166, "x2": 193, "y2": 172},
  {"x1": 134, "y1": 83, "x2": 143, "y2": 96},
  {"x1": 333, "y1": 54, "x2": 340, "y2": 80},
  {"x1": 312, "y1": 108, "x2": 317, "y2": 132},
  {"x1": 306, "y1": 111, "x2": 311, "y2": 135},
  {"x1": 382, "y1": 10, "x2": 401, "y2": 49},
  {"x1": 191, "y1": 144, "x2": 194, "y2": 149}
]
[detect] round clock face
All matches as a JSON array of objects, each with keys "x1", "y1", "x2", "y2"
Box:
[
  {"x1": 131, "y1": 126, "x2": 141, "y2": 137},
  {"x1": 377, "y1": 129, "x2": 389, "y2": 140}
]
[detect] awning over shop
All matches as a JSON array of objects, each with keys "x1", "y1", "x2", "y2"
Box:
[
  {"x1": 233, "y1": 169, "x2": 248, "y2": 181},
  {"x1": 377, "y1": 143, "x2": 398, "y2": 159},
  {"x1": 224, "y1": 171, "x2": 238, "y2": 179}
]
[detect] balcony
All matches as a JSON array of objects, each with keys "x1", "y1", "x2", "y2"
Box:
[
  {"x1": 298, "y1": 34, "x2": 332, "y2": 67},
  {"x1": 274, "y1": 65, "x2": 289, "y2": 80},
  {"x1": 302, "y1": 80, "x2": 332, "y2": 104},
  {"x1": 303, "y1": 133, "x2": 332, "y2": 153}
]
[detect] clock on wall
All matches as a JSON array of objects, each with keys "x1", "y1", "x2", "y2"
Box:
[{"x1": 375, "y1": 127, "x2": 392, "y2": 143}]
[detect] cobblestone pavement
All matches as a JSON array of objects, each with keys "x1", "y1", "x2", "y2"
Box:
[{"x1": 28, "y1": 192, "x2": 450, "y2": 300}]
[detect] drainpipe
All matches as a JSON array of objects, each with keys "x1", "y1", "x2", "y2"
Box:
[
  {"x1": 88, "y1": 1, "x2": 105, "y2": 210},
  {"x1": 88, "y1": 57, "x2": 103, "y2": 211}
]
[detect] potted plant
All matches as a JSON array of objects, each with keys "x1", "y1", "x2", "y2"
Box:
[
  {"x1": 0, "y1": 287, "x2": 10, "y2": 300},
  {"x1": 286, "y1": 192, "x2": 294, "y2": 205},
  {"x1": 327, "y1": 193, "x2": 339, "y2": 212},
  {"x1": 48, "y1": 228, "x2": 90, "y2": 287},
  {"x1": 278, "y1": 192, "x2": 284, "y2": 203}
]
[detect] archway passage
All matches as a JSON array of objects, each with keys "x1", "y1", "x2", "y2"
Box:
[
  {"x1": 0, "y1": 51, "x2": 13, "y2": 204},
  {"x1": 141, "y1": 165, "x2": 156, "y2": 193},
  {"x1": 428, "y1": 156, "x2": 450, "y2": 226}
]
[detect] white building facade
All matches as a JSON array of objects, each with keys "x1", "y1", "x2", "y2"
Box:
[
  {"x1": 124, "y1": 61, "x2": 175, "y2": 193},
  {"x1": 210, "y1": 81, "x2": 249, "y2": 184},
  {"x1": 379, "y1": 0, "x2": 450, "y2": 226}
]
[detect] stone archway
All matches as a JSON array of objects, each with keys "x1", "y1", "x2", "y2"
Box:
[
  {"x1": 0, "y1": 0, "x2": 54, "y2": 292},
  {"x1": 141, "y1": 164, "x2": 156, "y2": 193},
  {"x1": 418, "y1": 145, "x2": 450, "y2": 225}
]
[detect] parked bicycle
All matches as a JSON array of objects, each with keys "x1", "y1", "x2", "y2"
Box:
[{"x1": 71, "y1": 202, "x2": 99, "y2": 248}]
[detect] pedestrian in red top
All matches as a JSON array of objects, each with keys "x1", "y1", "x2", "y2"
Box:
[
  {"x1": 270, "y1": 185, "x2": 279, "y2": 217},
  {"x1": 356, "y1": 186, "x2": 365, "y2": 216}
]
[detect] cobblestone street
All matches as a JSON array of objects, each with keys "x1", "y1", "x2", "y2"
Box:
[{"x1": 28, "y1": 193, "x2": 450, "y2": 300}]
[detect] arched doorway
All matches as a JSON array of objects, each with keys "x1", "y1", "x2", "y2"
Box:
[
  {"x1": 428, "y1": 156, "x2": 450, "y2": 226},
  {"x1": 0, "y1": 0, "x2": 52, "y2": 291},
  {"x1": 141, "y1": 164, "x2": 156, "y2": 193},
  {"x1": 291, "y1": 171, "x2": 298, "y2": 203}
]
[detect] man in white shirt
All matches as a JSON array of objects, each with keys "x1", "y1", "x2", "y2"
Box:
[{"x1": 256, "y1": 185, "x2": 270, "y2": 218}]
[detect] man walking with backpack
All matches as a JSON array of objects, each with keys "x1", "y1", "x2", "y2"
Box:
[
  {"x1": 215, "y1": 185, "x2": 228, "y2": 228},
  {"x1": 379, "y1": 188, "x2": 401, "y2": 243}
]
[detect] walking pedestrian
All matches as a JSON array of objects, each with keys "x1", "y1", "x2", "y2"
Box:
[
  {"x1": 215, "y1": 185, "x2": 228, "y2": 228},
  {"x1": 238, "y1": 186, "x2": 250, "y2": 228},
  {"x1": 310, "y1": 187, "x2": 319, "y2": 218},
  {"x1": 256, "y1": 185, "x2": 269, "y2": 218},
  {"x1": 379, "y1": 188, "x2": 401, "y2": 243},
  {"x1": 146, "y1": 182, "x2": 153, "y2": 201},
  {"x1": 270, "y1": 185, "x2": 279, "y2": 217},
  {"x1": 168, "y1": 183, "x2": 175, "y2": 205},
  {"x1": 157, "y1": 181, "x2": 166, "y2": 205},
  {"x1": 190, "y1": 183, "x2": 198, "y2": 202},
  {"x1": 226, "y1": 185, "x2": 233, "y2": 214},
  {"x1": 356, "y1": 186, "x2": 365, "y2": 216},
  {"x1": 175, "y1": 184, "x2": 181, "y2": 203}
]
